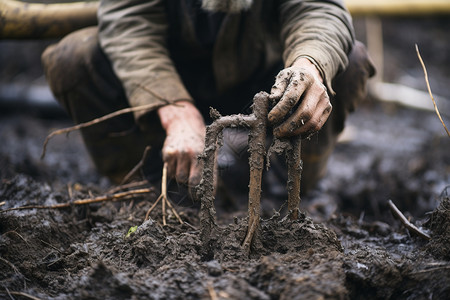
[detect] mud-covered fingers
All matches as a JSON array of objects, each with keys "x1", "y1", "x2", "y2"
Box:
[
  {"x1": 268, "y1": 71, "x2": 310, "y2": 125},
  {"x1": 274, "y1": 87, "x2": 331, "y2": 137},
  {"x1": 188, "y1": 158, "x2": 202, "y2": 187},
  {"x1": 174, "y1": 151, "x2": 192, "y2": 184},
  {"x1": 269, "y1": 69, "x2": 292, "y2": 101},
  {"x1": 298, "y1": 97, "x2": 332, "y2": 137}
]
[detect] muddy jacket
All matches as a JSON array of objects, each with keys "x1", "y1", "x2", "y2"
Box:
[{"x1": 98, "y1": 0, "x2": 354, "y2": 122}]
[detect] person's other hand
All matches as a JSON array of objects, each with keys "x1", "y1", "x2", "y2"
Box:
[
  {"x1": 268, "y1": 57, "x2": 332, "y2": 138},
  {"x1": 157, "y1": 101, "x2": 206, "y2": 188}
]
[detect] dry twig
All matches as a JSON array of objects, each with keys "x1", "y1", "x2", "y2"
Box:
[
  {"x1": 40, "y1": 98, "x2": 185, "y2": 159},
  {"x1": 388, "y1": 199, "x2": 431, "y2": 240},
  {"x1": 0, "y1": 291, "x2": 42, "y2": 300},
  {"x1": 120, "y1": 146, "x2": 152, "y2": 185},
  {"x1": 0, "y1": 188, "x2": 153, "y2": 213},
  {"x1": 416, "y1": 44, "x2": 450, "y2": 137},
  {"x1": 0, "y1": 256, "x2": 20, "y2": 274},
  {"x1": 207, "y1": 282, "x2": 218, "y2": 300},
  {"x1": 107, "y1": 180, "x2": 150, "y2": 194},
  {"x1": 413, "y1": 266, "x2": 450, "y2": 274},
  {"x1": 3, "y1": 230, "x2": 28, "y2": 244},
  {"x1": 144, "y1": 163, "x2": 183, "y2": 225}
]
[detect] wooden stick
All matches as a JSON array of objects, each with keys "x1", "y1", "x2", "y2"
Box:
[
  {"x1": 0, "y1": 188, "x2": 153, "y2": 213},
  {"x1": 413, "y1": 266, "x2": 450, "y2": 274},
  {"x1": 165, "y1": 194, "x2": 184, "y2": 225},
  {"x1": 388, "y1": 199, "x2": 431, "y2": 240},
  {"x1": 416, "y1": 44, "x2": 450, "y2": 137},
  {"x1": 144, "y1": 194, "x2": 163, "y2": 221},
  {"x1": 287, "y1": 135, "x2": 302, "y2": 220},
  {"x1": 143, "y1": 163, "x2": 183, "y2": 225},
  {"x1": 161, "y1": 162, "x2": 168, "y2": 226},
  {"x1": 41, "y1": 103, "x2": 163, "y2": 159},
  {"x1": 0, "y1": 256, "x2": 20, "y2": 274},
  {"x1": 0, "y1": 291, "x2": 42, "y2": 300},
  {"x1": 107, "y1": 180, "x2": 150, "y2": 194},
  {"x1": 207, "y1": 282, "x2": 218, "y2": 300},
  {"x1": 120, "y1": 146, "x2": 151, "y2": 185}
]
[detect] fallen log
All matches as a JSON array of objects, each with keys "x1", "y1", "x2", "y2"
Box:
[{"x1": 0, "y1": 0, "x2": 98, "y2": 39}]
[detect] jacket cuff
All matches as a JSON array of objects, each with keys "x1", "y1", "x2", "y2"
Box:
[{"x1": 128, "y1": 75, "x2": 193, "y2": 125}]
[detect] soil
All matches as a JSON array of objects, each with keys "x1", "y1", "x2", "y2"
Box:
[
  {"x1": 1, "y1": 95, "x2": 449, "y2": 299},
  {"x1": 1, "y1": 15, "x2": 450, "y2": 300}
]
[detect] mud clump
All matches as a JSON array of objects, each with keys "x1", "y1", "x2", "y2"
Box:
[
  {"x1": 424, "y1": 189, "x2": 450, "y2": 260},
  {"x1": 0, "y1": 173, "x2": 349, "y2": 299}
]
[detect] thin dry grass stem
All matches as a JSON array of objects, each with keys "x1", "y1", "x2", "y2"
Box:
[
  {"x1": 162, "y1": 162, "x2": 167, "y2": 225},
  {"x1": 388, "y1": 199, "x2": 431, "y2": 240},
  {"x1": 143, "y1": 163, "x2": 183, "y2": 225},
  {"x1": 144, "y1": 194, "x2": 163, "y2": 221},
  {"x1": 0, "y1": 201, "x2": 5, "y2": 206},
  {"x1": 416, "y1": 44, "x2": 450, "y2": 137},
  {"x1": 67, "y1": 183, "x2": 73, "y2": 199},
  {"x1": 207, "y1": 282, "x2": 218, "y2": 300},
  {"x1": 40, "y1": 97, "x2": 187, "y2": 160},
  {"x1": 413, "y1": 266, "x2": 450, "y2": 274},
  {"x1": 107, "y1": 180, "x2": 149, "y2": 194},
  {"x1": 0, "y1": 256, "x2": 20, "y2": 274},
  {"x1": 40, "y1": 82, "x2": 189, "y2": 160},
  {"x1": 164, "y1": 195, "x2": 183, "y2": 224},
  {"x1": 120, "y1": 146, "x2": 152, "y2": 185},
  {"x1": 1, "y1": 291, "x2": 42, "y2": 300},
  {"x1": 3, "y1": 230, "x2": 28, "y2": 244},
  {"x1": 0, "y1": 188, "x2": 153, "y2": 213},
  {"x1": 39, "y1": 239, "x2": 62, "y2": 253}
]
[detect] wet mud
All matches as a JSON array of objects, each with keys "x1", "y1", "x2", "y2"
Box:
[{"x1": 1, "y1": 100, "x2": 449, "y2": 299}]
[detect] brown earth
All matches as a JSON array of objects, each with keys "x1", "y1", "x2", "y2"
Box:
[{"x1": 0, "y1": 96, "x2": 449, "y2": 299}]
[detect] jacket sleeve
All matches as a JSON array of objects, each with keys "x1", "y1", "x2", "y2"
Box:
[
  {"x1": 97, "y1": 0, "x2": 193, "y2": 121},
  {"x1": 279, "y1": 0, "x2": 355, "y2": 95}
]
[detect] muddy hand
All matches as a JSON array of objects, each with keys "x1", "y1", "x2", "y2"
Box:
[
  {"x1": 268, "y1": 57, "x2": 332, "y2": 138},
  {"x1": 157, "y1": 101, "x2": 206, "y2": 188}
]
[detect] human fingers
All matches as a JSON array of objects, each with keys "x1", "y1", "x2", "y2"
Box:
[
  {"x1": 269, "y1": 68, "x2": 292, "y2": 102},
  {"x1": 274, "y1": 88, "x2": 331, "y2": 138},
  {"x1": 188, "y1": 156, "x2": 202, "y2": 188},
  {"x1": 175, "y1": 151, "x2": 192, "y2": 184},
  {"x1": 268, "y1": 69, "x2": 311, "y2": 125}
]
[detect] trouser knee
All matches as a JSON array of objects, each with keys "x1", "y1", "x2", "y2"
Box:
[
  {"x1": 42, "y1": 27, "x2": 102, "y2": 113},
  {"x1": 41, "y1": 27, "x2": 164, "y2": 183}
]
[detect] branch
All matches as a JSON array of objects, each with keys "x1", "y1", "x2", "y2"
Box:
[
  {"x1": 0, "y1": 291, "x2": 42, "y2": 300},
  {"x1": 388, "y1": 199, "x2": 431, "y2": 240},
  {"x1": 416, "y1": 44, "x2": 450, "y2": 137},
  {"x1": 120, "y1": 146, "x2": 151, "y2": 185},
  {"x1": 107, "y1": 180, "x2": 150, "y2": 194},
  {"x1": 41, "y1": 103, "x2": 165, "y2": 159},
  {"x1": 144, "y1": 163, "x2": 183, "y2": 225},
  {"x1": 1, "y1": 188, "x2": 153, "y2": 213}
]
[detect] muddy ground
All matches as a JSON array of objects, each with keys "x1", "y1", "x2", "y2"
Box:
[
  {"x1": 1, "y1": 94, "x2": 449, "y2": 299},
  {"x1": 1, "y1": 16, "x2": 450, "y2": 300}
]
